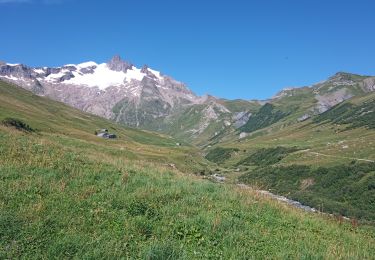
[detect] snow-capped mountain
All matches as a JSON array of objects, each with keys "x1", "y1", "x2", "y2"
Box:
[
  {"x1": 0, "y1": 56, "x2": 241, "y2": 143},
  {"x1": 0, "y1": 56, "x2": 198, "y2": 123}
]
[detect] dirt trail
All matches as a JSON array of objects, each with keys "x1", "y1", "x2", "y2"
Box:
[{"x1": 307, "y1": 151, "x2": 375, "y2": 163}]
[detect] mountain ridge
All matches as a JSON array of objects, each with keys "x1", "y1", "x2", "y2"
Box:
[{"x1": 1, "y1": 56, "x2": 374, "y2": 145}]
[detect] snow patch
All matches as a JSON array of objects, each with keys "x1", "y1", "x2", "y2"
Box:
[
  {"x1": 61, "y1": 63, "x2": 146, "y2": 90},
  {"x1": 76, "y1": 61, "x2": 98, "y2": 68},
  {"x1": 34, "y1": 69, "x2": 45, "y2": 74},
  {"x1": 148, "y1": 68, "x2": 163, "y2": 80},
  {"x1": 1, "y1": 75, "x2": 20, "y2": 81},
  {"x1": 123, "y1": 67, "x2": 145, "y2": 83},
  {"x1": 45, "y1": 70, "x2": 70, "y2": 82}
]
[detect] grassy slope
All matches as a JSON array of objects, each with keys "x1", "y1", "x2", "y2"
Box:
[
  {"x1": 207, "y1": 92, "x2": 375, "y2": 222},
  {"x1": 219, "y1": 99, "x2": 261, "y2": 113},
  {"x1": 1, "y1": 80, "x2": 375, "y2": 258},
  {"x1": 163, "y1": 99, "x2": 261, "y2": 147},
  {"x1": 0, "y1": 80, "x2": 209, "y2": 174},
  {"x1": 164, "y1": 103, "x2": 232, "y2": 147},
  {"x1": 234, "y1": 73, "x2": 373, "y2": 140}
]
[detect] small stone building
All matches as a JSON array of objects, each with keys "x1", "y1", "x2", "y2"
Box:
[{"x1": 96, "y1": 129, "x2": 117, "y2": 139}]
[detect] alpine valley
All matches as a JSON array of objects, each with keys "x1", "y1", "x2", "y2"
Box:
[
  {"x1": 1, "y1": 55, "x2": 375, "y2": 258},
  {"x1": 2, "y1": 55, "x2": 374, "y2": 147}
]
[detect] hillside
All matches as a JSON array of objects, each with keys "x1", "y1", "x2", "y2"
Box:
[
  {"x1": 0, "y1": 57, "x2": 241, "y2": 145},
  {"x1": 0, "y1": 80, "x2": 209, "y2": 174},
  {"x1": 1, "y1": 80, "x2": 375, "y2": 258},
  {"x1": 205, "y1": 91, "x2": 375, "y2": 222}
]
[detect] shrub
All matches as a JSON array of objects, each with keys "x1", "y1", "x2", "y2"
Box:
[
  {"x1": 239, "y1": 103, "x2": 289, "y2": 133},
  {"x1": 205, "y1": 147, "x2": 239, "y2": 163},
  {"x1": 2, "y1": 117, "x2": 34, "y2": 132},
  {"x1": 237, "y1": 146, "x2": 300, "y2": 166},
  {"x1": 313, "y1": 99, "x2": 375, "y2": 129}
]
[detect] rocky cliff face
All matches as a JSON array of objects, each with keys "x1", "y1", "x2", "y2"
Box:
[{"x1": 363, "y1": 77, "x2": 375, "y2": 92}]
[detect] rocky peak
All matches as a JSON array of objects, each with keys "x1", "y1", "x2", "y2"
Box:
[
  {"x1": 0, "y1": 63, "x2": 34, "y2": 79},
  {"x1": 199, "y1": 94, "x2": 215, "y2": 102},
  {"x1": 140, "y1": 65, "x2": 149, "y2": 74},
  {"x1": 328, "y1": 72, "x2": 360, "y2": 82},
  {"x1": 140, "y1": 65, "x2": 159, "y2": 80},
  {"x1": 107, "y1": 55, "x2": 133, "y2": 72}
]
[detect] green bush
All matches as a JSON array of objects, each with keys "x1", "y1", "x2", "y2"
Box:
[
  {"x1": 205, "y1": 147, "x2": 239, "y2": 163},
  {"x1": 240, "y1": 103, "x2": 289, "y2": 133},
  {"x1": 237, "y1": 146, "x2": 300, "y2": 166},
  {"x1": 314, "y1": 99, "x2": 375, "y2": 129},
  {"x1": 2, "y1": 117, "x2": 35, "y2": 132}
]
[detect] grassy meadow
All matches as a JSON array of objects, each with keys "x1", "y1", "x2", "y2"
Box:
[
  {"x1": 1, "y1": 126, "x2": 375, "y2": 258},
  {"x1": 1, "y1": 80, "x2": 375, "y2": 258}
]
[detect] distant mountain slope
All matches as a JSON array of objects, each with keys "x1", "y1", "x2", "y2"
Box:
[
  {"x1": 313, "y1": 96, "x2": 375, "y2": 129},
  {"x1": 0, "y1": 57, "x2": 264, "y2": 145},
  {"x1": 0, "y1": 79, "x2": 209, "y2": 173},
  {"x1": 1, "y1": 57, "x2": 374, "y2": 146},
  {"x1": 235, "y1": 72, "x2": 375, "y2": 139},
  {"x1": 0, "y1": 55, "x2": 197, "y2": 121},
  {"x1": 205, "y1": 92, "x2": 375, "y2": 222},
  {"x1": 0, "y1": 56, "x2": 259, "y2": 144}
]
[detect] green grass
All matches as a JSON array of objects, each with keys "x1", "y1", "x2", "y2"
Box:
[
  {"x1": 1, "y1": 80, "x2": 375, "y2": 258},
  {"x1": 220, "y1": 99, "x2": 261, "y2": 113},
  {"x1": 1, "y1": 130, "x2": 375, "y2": 258},
  {"x1": 0, "y1": 80, "x2": 209, "y2": 173}
]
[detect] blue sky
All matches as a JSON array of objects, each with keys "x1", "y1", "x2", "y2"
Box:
[{"x1": 1, "y1": 0, "x2": 375, "y2": 99}]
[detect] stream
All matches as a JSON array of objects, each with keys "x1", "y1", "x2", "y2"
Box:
[
  {"x1": 236, "y1": 183, "x2": 318, "y2": 213},
  {"x1": 237, "y1": 183, "x2": 351, "y2": 220},
  {"x1": 210, "y1": 174, "x2": 350, "y2": 219}
]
